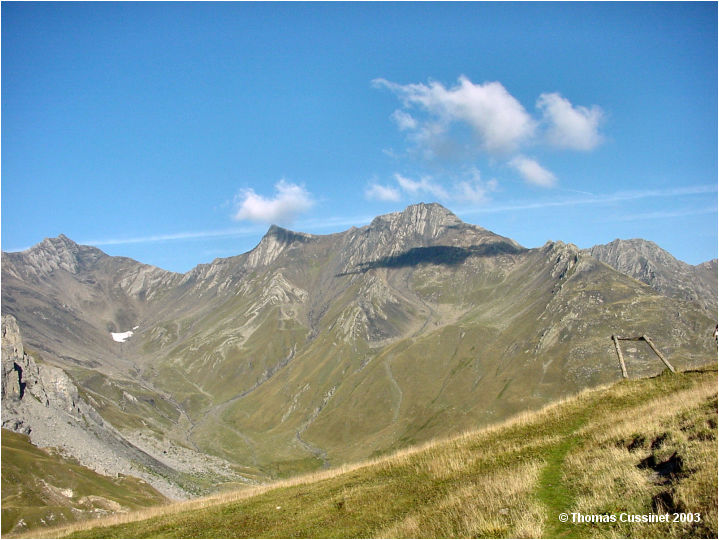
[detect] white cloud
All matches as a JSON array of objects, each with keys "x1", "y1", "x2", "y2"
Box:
[
  {"x1": 365, "y1": 182, "x2": 402, "y2": 202},
  {"x1": 537, "y1": 92, "x2": 603, "y2": 150},
  {"x1": 456, "y1": 169, "x2": 498, "y2": 204},
  {"x1": 374, "y1": 76, "x2": 536, "y2": 155},
  {"x1": 395, "y1": 173, "x2": 450, "y2": 200},
  {"x1": 386, "y1": 170, "x2": 497, "y2": 205},
  {"x1": 375, "y1": 77, "x2": 606, "y2": 189},
  {"x1": 233, "y1": 180, "x2": 314, "y2": 224},
  {"x1": 391, "y1": 110, "x2": 418, "y2": 131},
  {"x1": 509, "y1": 156, "x2": 557, "y2": 188},
  {"x1": 456, "y1": 179, "x2": 491, "y2": 204}
]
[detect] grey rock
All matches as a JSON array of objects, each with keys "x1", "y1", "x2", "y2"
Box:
[{"x1": 587, "y1": 239, "x2": 717, "y2": 313}]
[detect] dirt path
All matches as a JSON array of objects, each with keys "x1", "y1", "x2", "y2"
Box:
[{"x1": 384, "y1": 358, "x2": 403, "y2": 423}]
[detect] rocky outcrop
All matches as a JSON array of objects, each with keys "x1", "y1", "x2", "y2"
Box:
[
  {"x1": 2, "y1": 315, "x2": 90, "y2": 423},
  {"x1": 2, "y1": 317, "x2": 27, "y2": 410},
  {"x1": 0, "y1": 315, "x2": 208, "y2": 500}
]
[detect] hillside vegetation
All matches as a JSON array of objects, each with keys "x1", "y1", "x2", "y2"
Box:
[
  {"x1": 3, "y1": 205, "x2": 715, "y2": 497},
  {"x1": 22, "y1": 365, "x2": 717, "y2": 539},
  {"x1": 1, "y1": 430, "x2": 167, "y2": 535}
]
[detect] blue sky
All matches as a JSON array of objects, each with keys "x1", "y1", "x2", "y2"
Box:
[{"x1": 2, "y1": 2, "x2": 716, "y2": 273}]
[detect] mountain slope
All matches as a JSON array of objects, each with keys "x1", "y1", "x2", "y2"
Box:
[
  {"x1": 1, "y1": 315, "x2": 245, "y2": 501},
  {"x1": 1, "y1": 429, "x2": 167, "y2": 536},
  {"x1": 2, "y1": 203, "x2": 716, "y2": 500},
  {"x1": 30, "y1": 367, "x2": 718, "y2": 539},
  {"x1": 587, "y1": 238, "x2": 717, "y2": 314}
]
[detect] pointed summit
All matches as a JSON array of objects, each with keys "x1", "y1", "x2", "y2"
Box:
[
  {"x1": 4, "y1": 235, "x2": 105, "y2": 279},
  {"x1": 263, "y1": 224, "x2": 313, "y2": 244},
  {"x1": 587, "y1": 238, "x2": 718, "y2": 312},
  {"x1": 247, "y1": 225, "x2": 314, "y2": 268},
  {"x1": 401, "y1": 202, "x2": 461, "y2": 223},
  {"x1": 369, "y1": 202, "x2": 462, "y2": 241},
  {"x1": 38, "y1": 234, "x2": 80, "y2": 253}
]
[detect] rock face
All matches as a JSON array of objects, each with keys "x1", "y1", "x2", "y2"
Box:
[
  {"x1": 1, "y1": 315, "x2": 25, "y2": 401},
  {"x1": 587, "y1": 239, "x2": 718, "y2": 314},
  {"x1": 2, "y1": 314, "x2": 87, "y2": 431},
  {"x1": 2, "y1": 203, "x2": 716, "y2": 497}
]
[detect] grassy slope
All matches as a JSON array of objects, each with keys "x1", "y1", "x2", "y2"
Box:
[
  {"x1": 1, "y1": 430, "x2": 168, "y2": 536},
  {"x1": 25, "y1": 365, "x2": 716, "y2": 539},
  {"x1": 137, "y1": 248, "x2": 715, "y2": 478}
]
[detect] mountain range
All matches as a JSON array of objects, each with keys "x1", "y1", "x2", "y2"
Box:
[{"x1": 1, "y1": 203, "x2": 716, "y2": 531}]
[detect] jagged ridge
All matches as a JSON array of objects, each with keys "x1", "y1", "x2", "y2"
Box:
[{"x1": 1, "y1": 202, "x2": 716, "y2": 505}]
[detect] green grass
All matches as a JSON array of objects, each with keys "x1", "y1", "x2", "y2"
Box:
[
  {"x1": 1, "y1": 430, "x2": 167, "y2": 536},
  {"x1": 21, "y1": 364, "x2": 715, "y2": 539},
  {"x1": 534, "y1": 408, "x2": 594, "y2": 538}
]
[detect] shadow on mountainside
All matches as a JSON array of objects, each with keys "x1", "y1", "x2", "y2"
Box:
[{"x1": 337, "y1": 242, "x2": 525, "y2": 276}]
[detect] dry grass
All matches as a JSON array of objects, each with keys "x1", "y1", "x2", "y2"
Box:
[
  {"x1": 563, "y1": 374, "x2": 717, "y2": 538},
  {"x1": 11, "y1": 366, "x2": 717, "y2": 539},
  {"x1": 376, "y1": 461, "x2": 545, "y2": 538}
]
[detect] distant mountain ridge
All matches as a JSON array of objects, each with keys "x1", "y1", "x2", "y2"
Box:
[
  {"x1": 2, "y1": 203, "x2": 716, "y2": 510},
  {"x1": 587, "y1": 238, "x2": 717, "y2": 313}
]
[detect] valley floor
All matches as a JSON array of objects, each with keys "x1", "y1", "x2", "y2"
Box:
[{"x1": 13, "y1": 365, "x2": 719, "y2": 539}]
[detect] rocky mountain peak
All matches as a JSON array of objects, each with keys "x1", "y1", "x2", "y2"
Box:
[
  {"x1": 3, "y1": 235, "x2": 105, "y2": 280},
  {"x1": 42, "y1": 233, "x2": 78, "y2": 248},
  {"x1": 263, "y1": 224, "x2": 313, "y2": 243},
  {"x1": 587, "y1": 238, "x2": 717, "y2": 313},
  {"x1": 246, "y1": 225, "x2": 314, "y2": 268},
  {"x1": 368, "y1": 203, "x2": 462, "y2": 240}
]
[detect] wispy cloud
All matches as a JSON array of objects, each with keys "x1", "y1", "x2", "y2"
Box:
[
  {"x1": 395, "y1": 173, "x2": 450, "y2": 200},
  {"x1": 365, "y1": 182, "x2": 402, "y2": 202},
  {"x1": 455, "y1": 177, "x2": 497, "y2": 204},
  {"x1": 81, "y1": 227, "x2": 265, "y2": 247},
  {"x1": 233, "y1": 179, "x2": 315, "y2": 225},
  {"x1": 391, "y1": 109, "x2": 418, "y2": 131},
  {"x1": 610, "y1": 206, "x2": 717, "y2": 222},
  {"x1": 4, "y1": 227, "x2": 265, "y2": 252},
  {"x1": 296, "y1": 213, "x2": 375, "y2": 231},
  {"x1": 370, "y1": 169, "x2": 497, "y2": 205},
  {"x1": 509, "y1": 155, "x2": 557, "y2": 187},
  {"x1": 458, "y1": 184, "x2": 717, "y2": 215}
]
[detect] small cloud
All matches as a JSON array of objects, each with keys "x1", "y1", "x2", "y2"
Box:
[
  {"x1": 233, "y1": 180, "x2": 314, "y2": 225},
  {"x1": 537, "y1": 92, "x2": 603, "y2": 150},
  {"x1": 386, "y1": 169, "x2": 497, "y2": 205},
  {"x1": 509, "y1": 156, "x2": 557, "y2": 188},
  {"x1": 456, "y1": 180, "x2": 490, "y2": 204},
  {"x1": 391, "y1": 110, "x2": 418, "y2": 131},
  {"x1": 365, "y1": 182, "x2": 402, "y2": 202},
  {"x1": 395, "y1": 173, "x2": 450, "y2": 200},
  {"x1": 454, "y1": 168, "x2": 498, "y2": 204}
]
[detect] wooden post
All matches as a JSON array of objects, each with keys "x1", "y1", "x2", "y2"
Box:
[
  {"x1": 642, "y1": 335, "x2": 675, "y2": 373},
  {"x1": 612, "y1": 335, "x2": 628, "y2": 378}
]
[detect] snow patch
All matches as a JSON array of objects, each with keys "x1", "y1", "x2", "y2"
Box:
[{"x1": 111, "y1": 331, "x2": 134, "y2": 343}]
